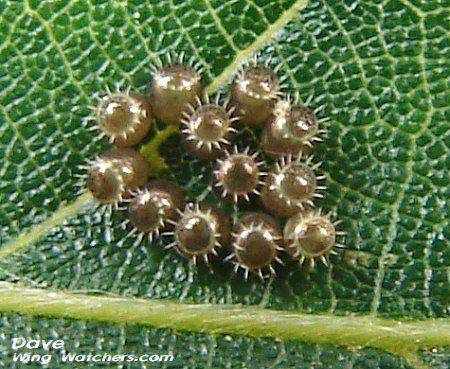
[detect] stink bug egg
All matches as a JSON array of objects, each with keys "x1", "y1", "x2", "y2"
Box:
[
  {"x1": 100, "y1": 148, "x2": 149, "y2": 192},
  {"x1": 284, "y1": 210, "x2": 344, "y2": 267},
  {"x1": 96, "y1": 91, "x2": 152, "y2": 147},
  {"x1": 149, "y1": 56, "x2": 203, "y2": 126},
  {"x1": 86, "y1": 148, "x2": 149, "y2": 204},
  {"x1": 261, "y1": 155, "x2": 325, "y2": 218},
  {"x1": 165, "y1": 203, "x2": 230, "y2": 264},
  {"x1": 181, "y1": 96, "x2": 238, "y2": 159},
  {"x1": 261, "y1": 98, "x2": 324, "y2": 158},
  {"x1": 227, "y1": 213, "x2": 283, "y2": 279},
  {"x1": 213, "y1": 146, "x2": 265, "y2": 203},
  {"x1": 128, "y1": 180, "x2": 185, "y2": 240},
  {"x1": 229, "y1": 64, "x2": 280, "y2": 126},
  {"x1": 288, "y1": 105, "x2": 320, "y2": 145},
  {"x1": 86, "y1": 159, "x2": 124, "y2": 205}
]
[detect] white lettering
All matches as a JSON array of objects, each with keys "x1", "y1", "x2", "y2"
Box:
[
  {"x1": 11, "y1": 337, "x2": 26, "y2": 349},
  {"x1": 13, "y1": 353, "x2": 30, "y2": 363},
  {"x1": 11, "y1": 338, "x2": 65, "y2": 350},
  {"x1": 12, "y1": 353, "x2": 52, "y2": 364},
  {"x1": 160, "y1": 354, "x2": 174, "y2": 362},
  {"x1": 112, "y1": 354, "x2": 123, "y2": 362},
  {"x1": 40, "y1": 354, "x2": 52, "y2": 365},
  {"x1": 42, "y1": 339, "x2": 64, "y2": 350},
  {"x1": 61, "y1": 352, "x2": 76, "y2": 362},
  {"x1": 75, "y1": 354, "x2": 86, "y2": 362},
  {"x1": 60, "y1": 352, "x2": 174, "y2": 363},
  {"x1": 139, "y1": 354, "x2": 148, "y2": 361},
  {"x1": 27, "y1": 340, "x2": 39, "y2": 349}
]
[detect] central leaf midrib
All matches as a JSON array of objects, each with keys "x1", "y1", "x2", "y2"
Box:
[{"x1": 0, "y1": 281, "x2": 448, "y2": 357}]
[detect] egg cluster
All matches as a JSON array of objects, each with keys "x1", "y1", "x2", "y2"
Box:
[{"x1": 82, "y1": 54, "x2": 344, "y2": 279}]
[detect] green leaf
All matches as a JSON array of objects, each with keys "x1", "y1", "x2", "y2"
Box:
[
  {"x1": 0, "y1": 0, "x2": 449, "y2": 368},
  {"x1": 0, "y1": 312, "x2": 430, "y2": 369}
]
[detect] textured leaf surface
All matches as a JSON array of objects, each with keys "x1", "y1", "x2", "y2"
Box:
[
  {"x1": 0, "y1": 0, "x2": 449, "y2": 368},
  {"x1": 1, "y1": 313, "x2": 419, "y2": 369}
]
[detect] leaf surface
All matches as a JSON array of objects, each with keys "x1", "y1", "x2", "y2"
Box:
[{"x1": 0, "y1": 0, "x2": 449, "y2": 368}]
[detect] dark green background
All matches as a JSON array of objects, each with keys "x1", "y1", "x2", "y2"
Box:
[{"x1": 0, "y1": 0, "x2": 448, "y2": 368}]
